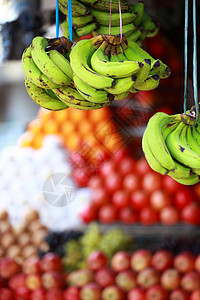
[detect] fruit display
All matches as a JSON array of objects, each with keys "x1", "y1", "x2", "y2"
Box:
[
  {"x1": 0, "y1": 209, "x2": 48, "y2": 264},
  {"x1": 59, "y1": 0, "x2": 159, "y2": 42},
  {"x1": 142, "y1": 108, "x2": 200, "y2": 185},
  {"x1": 1, "y1": 248, "x2": 200, "y2": 299}
]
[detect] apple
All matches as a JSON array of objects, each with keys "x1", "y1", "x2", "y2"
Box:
[
  {"x1": 145, "y1": 285, "x2": 168, "y2": 300},
  {"x1": 30, "y1": 288, "x2": 46, "y2": 300},
  {"x1": 64, "y1": 286, "x2": 80, "y2": 300},
  {"x1": 39, "y1": 253, "x2": 62, "y2": 272},
  {"x1": 151, "y1": 250, "x2": 174, "y2": 271},
  {"x1": 115, "y1": 270, "x2": 137, "y2": 292},
  {"x1": 22, "y1": 256, "x2": 41, "y2": 274},
  {"x1": 26, "y1": 274, "x2": 42, "y2": 290},
  {"x1": 169, "y1": 289, "x2": 189, "y2": 300},
  {"x1": 87, "y1": 250, "x2": 107, "y2": 271},
  {"x1": 137, "y1": 268, "x2": 160, "y2": 288},
  {"x1": 8, "y1": 273, "x2": 26, "y2": 290},
  {"x1": 181, "y1": 272, "x2": 200, "y2": 292},
  {"x1": 67, "y1": 269, "x2": 94, "y2": 287},
  {"x1": 161, "y1": 269, "x2": 180, "y2": 290},
  {"x1": 80, "y1": 283, "x2": 101, "y2": 300},
  {"x1": 0, "y1": 257, "x2": 20, "y2": 279},
  {"x1": 195, "y1": 255, "x2": 200, "y2": 273},
  {"x1": 127, "y1": 288, "x2": 145, "y2": 300},
  {"x1": 46, "y1": 288, "x2": 64, "y2": 300},
  {"x1": 42, "y1": 271, "x2": 65, "y2": 289},
  {"x1": 189, "y1": 289, "x2": 200, "y2": 300},
  {"x1": 101, "y1": 285, "x2": 125, "y2": 300},
  {"x1": 131, "y1": 249, "x2": 152, "y2": 272},
  {"x1": 0, "y1": 288, "x2": 14, "y2": 300},
  {"x1": 95, "y1": 267, "x2": 116, "y2": 287},
  {"x1": 111, "y1": 251, "x2": 130, "y2": 272},
  {"x1": 15, "y1": 286, "x2": 31, "y2": 300},
  {"x1": 174, "y1": 252, "x2": 195, "y2": 273}
]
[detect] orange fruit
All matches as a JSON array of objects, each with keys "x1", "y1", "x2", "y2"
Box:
[
  {"x1": 17, "y1": 132, "x2": 34, "y2": 148},
  {"x1": 54, "y1": 110, "x2": 68, "y2": 124},
  {"x1": 37, "y1": 108, "x2": 53, "y2": 121},
  {"x1": 64, "y1": 132, "x2": 82, "y2": 151},
  {"x1": 77, "y1": 120, "x2": 92, "y2": 137},
  {"x1": 32, "y1": 133, "x2": 44, "y2": 149},
  {"x1": 68, "y1": 108, "x2": 87, "y2": 123},
  {"x1": 42, "y1": 119, "x2": 58, "y2": 135},
  {"x1": 88, "y1": 107, "x2": 110, "y2": 124},
  {"x1": 27, "y1": 118, "x2": 43, "y2": 135},
  {"x1": 60, "y1": 121, "x2": 76, "y2": 137}
]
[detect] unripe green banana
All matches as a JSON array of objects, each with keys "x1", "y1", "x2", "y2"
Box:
[
  {"x1": 88, "y1": 0, "x2": 131, "y2": 13},
  {"x1": 49, "y1": 49, "x2": 73, "y2": 81},
  {"x1": 134, "y1": 59, "x2": 151, "y2": 85},
  {"x1": 113, "y1": 91, "x2": 129, "y2": 100},
  {"x1": 31, "y1": 36, "x2": 71, "y2": 86},
  {"x1": 127, "y1": 29, "x2": 142, "y2": 42},
  {"x1": 70, "y1": 37, "x2": 114, "y2": 89},
  {"x1": 22, "y1": 46, "x2": 61, "y2": 89},
  {"x1": 75, "y1": 22, "x2": 98, "y2": 36},
  {"x1": 131, "y1": 1, "x2": 144, "y2": 26},
  {"x1": 122, "y1": 39, "x2": 153, "y2": 62},
  {"x1": 133, "y1": 74, "x2": 160, "y2": 91},
  {"x1": 59, "y1": 0, "x2": 90, "y2": 17},
  {"x1": 169, "y1": 174, "x2": 200, "y2": 185},
  {"x1": 168, "y1": 160, "x2": 193, "y2": 180},
  {"x1": 186, "y1": 124, "x2": 200, "y2": 155},
  {"x1": 105, "y1": 76, "x2": 136, "y2": 94},
  {"x1": 90, "y1": 9, "x2": 137, "y2": 26},
  {"x1": 25, "y1": 79, "x2": 68, "y2": 110},
  {"x1": 72, "y1": 14, "x2": 94, "y2": 28},
  {"x1": 97, "y1": 23, "x2": 137, "y2": 37}
]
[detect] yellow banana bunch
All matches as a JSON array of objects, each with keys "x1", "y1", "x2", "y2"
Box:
[{"x1": 142, "y1": 108, "x2": 200, "y2": 185}]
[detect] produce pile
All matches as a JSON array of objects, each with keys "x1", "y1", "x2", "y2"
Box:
[
  {"x1": 22, "y1": 32, "x2": 170, "y2": 110},
  {"x1": 1, "y1": 248, "x2": 200, "y2": 299},
  {"x1": 59, "y1": 0, "x2": 159, "y2": 41},
  {"x1": 142, "y1": 109, "x2": 200, "y2": 185}
]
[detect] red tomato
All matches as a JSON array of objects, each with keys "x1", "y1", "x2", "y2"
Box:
[
  {"x1": 130, "y1": 190, "x2": 149, "y2": 211},
  {"x1": 118, "y1": 157, "x2": 136, "y2": 176},
  {"x1": 72, "y1": 168, "x2": 89, "y2": 187},
  {"x1": 99, "y1": 161, "x2": 116, "y2": 177},
  {"x1": 98, "y1": 205, "x2": 117, "y2": 224},
  {"x1": 112, "y1": 190, "x2": 129, "y2": 209},
  {"x1": 174, "y1": 188, "x2": 194, "y2": 209},
  {"x1": 160, "y1": 206, "x2": 179, "y2": 225},
  {"x1": 104, "y1": 173, "x2": 122, "y2": 194},
  {"x1": 88, "y1": 176, "x2": 103, "y2": 189},
  {"x1": 162, "y1": 176, "x2": 181, "y2": 194},
  {"x1": 91, "y1": 188, "x2": 109, "y2": 207},
  {"x1": 140, "y1": 207, "x2": 159, "y2": 225},
  {"x1": 181, "y1": 203, "x2": 200, "y2": 225},
  {"x1": 79, "y1": 205, "x2": 97, "y2": 223},
  {"x1": 113, "y1": 148, "x2": 130, "y2": 162},
  {"x1": 136, "y1": 158, "x2": 151, "y2": 176},
  {"x1": 142, "y1": 172, "x2": 162, "y2": 194},
  {"x1": 150, "y1": 190, "x2": 171, "y2": 211},
  {"x1": 119, "y1": 207, "x2": 138, "y2": 224},
  {"x1": 123, "y1": 174, "x2": 140, "y2": 192}
]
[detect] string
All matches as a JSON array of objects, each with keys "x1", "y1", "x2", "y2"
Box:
[
  {"x1": 119, "y1": 0, "x2": 123, "y2": 42},
  {"x1": 193, "y1": 0, "x2": 198, "y2": 119},
  {"x1": 68, "y1": 0, "x2": 73, "y2": 42},
  {"x1": 56, "y1": 0, "x2": 59, "y2": 38},
  {"x1": 183, "y1": 0, "x2": 188, "y2": 113},
  {"x1": 109, "y1": 0, "x2": 112, "y2": 35}
]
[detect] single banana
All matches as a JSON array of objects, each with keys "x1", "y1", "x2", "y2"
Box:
[
  {"x1": 134, "y1": 59, "x2": 151, "y2": 85},
  {"x1": 166, "y1": 122, "x2": 200, "y2": 169},
  {"x1": 97, "y1": 23, "x2": 137, "y2": 37},
  {"x1": 131, "y1": 1, "x2": 144, "y2": 26},
  {"x1": 31, "y1": 36, "x2": 71, "y2": 86},
  {"x1": 113, "y1": 91, "x2": 129, "y2": 100},
  {"x1": 48, "y1": 49, "x2": 73, "y2": 80},
  {"x1": 73, "y1": 74, "x2": 110, "y2": 103},
  {"x1": 122, "y1": 39, "x2": 154, "y2": 62},
  {"x1": 146, "y1": 25, "x2": 160, "y2": 37},
  {"x1": 91, "y1": 41, "x2": 141, "y2": 78},
  {"x1": 22, "y1": 46, "x2": 61, "y2": 89},
  {"x1": 25, "y1": 79, "x2": 68, "y2": 111},
  {"x1": 169, "y1": 174, "x2": 200, "y2": 185},
  {"x1": 72, "y1": 14, "x2": 94, "y2": 28},
  {"x1": 133, "y1": 74, "x2": 160, "y2": 91},
  {"x1": 88, "y1": 0, "x2": 131, "y2": 13},
  {"x1": 75, "y1": 22, "x2": 98, "y2": 36},
  {"x1": 69, "y1": 37, "x2": 115, "y2": 89},
  {"x1": 127, "y1": 29, "x2": 143, "y2": 42},
  {"x1": 186, "y1": 124, "x2": 200, "y2": 155},
  {"x1": 168, "y1": 160, "x2": 193, "y2": 179},
  {"x1": 90, "y1": 9, "x2": 137, "y2": 26},
  {"x1": 59, "y1": 0, "x2": 90, "y2": 17},
  {"x1": 105, "y1": 76, "x2": 136, "y2": 94}
]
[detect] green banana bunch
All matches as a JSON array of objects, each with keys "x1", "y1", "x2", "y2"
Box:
[
  {"x1": 59, "y1": 0, "x2": 90, "y2": 17},
  {"x1": 90, "y1": 9, "x2": 137, "y2": 26},
  {"x1": 142, "y1": 109, "x2": 200, "y2": 185}
]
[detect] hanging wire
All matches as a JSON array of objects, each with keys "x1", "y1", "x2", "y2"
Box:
[
  {"x1": 183, "y1": 0, "x2": 188, "y2": 113},
  {"x1": 193, "y1": 0, "x2": 198, "y2": 118},
  {"x1": 109, "y1": 0, "x2": 112, "y2": 35},
  {"x1": 119, "y1": 0, "x2": 123, "y2": 43},
  {"x1": 68, "y1": 0, "x2": 73, "y2": 42},
  {"x1": 56, "y1": 0, "x2": 59, "y2": 38}
]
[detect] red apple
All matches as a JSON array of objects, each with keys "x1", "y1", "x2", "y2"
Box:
[
  {"x1": 22, "y1": 256, "x2": 41, "y2": 274},
  {"x1": 181, "y1": 272, "x2": 200, "y2": 292},
  {"x1": 39, "y1": 253, "x2": 62, "y2": 272},
  {"x1": 67, "y1": 269, "x2": 94, "y2": 287},
  {"x1": 127, "y1": 288, "x2": 145, "y2": 300},
  {"x1": 42, "y1": 271, "x2": 65, "y2": 289},
  {"x1": 131, "y1": 249, "x2": 152, "y2": 272},
  {"x1": 26, "y1": 273, "x2": 42, "y2": 290},
  {"x1": 46, "y1": 288, "x2": 64, "y2": 300},
  {"x1": 137, "y1": 268, "x2": 160, "y2": 288},
  {"x1": 145, "y1": 285, "x2": 168, "y2": 300},
  {"x1": 190, "y1": 289, "x2": 200, "y2": 300},
  {"x1": 15, "y1": 286, "x2": 31, "y2": 300},
  {"x1": 0, "y1": 288, "x2": 14, "y2": 300},
  {"x1": 102, "y1": 285, "x2": 125, "y2": 300},
  {"x1": 116, "y1": 270, "x2": 137, "y2": 292},
  {"x1": 80, "y1": 283, "x2": 101, "y2": 300},
  {"x1": 0, "y1": 257, "x2": 20, "y2": 279},
  {"x1": 161, "y1": 269, "x2": 180, "y2": 290},
  {"x1": 87, "y1": 250, "x2": 107, "y2": 271},
  {"x1": 174, "y1": 252, "x2": 195, "y2": 273},
  {"x1": 150, "y1": 190, "x2": 171, "y2": 211},
  {"x1": 30, "y1": 288, "x2": 46, "y2": 300},
  {"x1": 64, "y1": 286, "x2": 80, "y2": 300},
  {"x1": 111, "y1": 251, "x2": 130, "y2": 272},
  {"x1": 195, "y1": 255, "x2": 200, "y2": 273},
  {"x1": 95, "y1": 267, "x2": 116, "y2": 287},
  {"x1": 8, "y1": 273, "x2": 26, "y2": 290},
  {"x1": 169, "y1": 289, "x2": 189, "y2": 300},
  {"x1": 152, "y1": 250, "x2": 174, "y2": 271}
]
